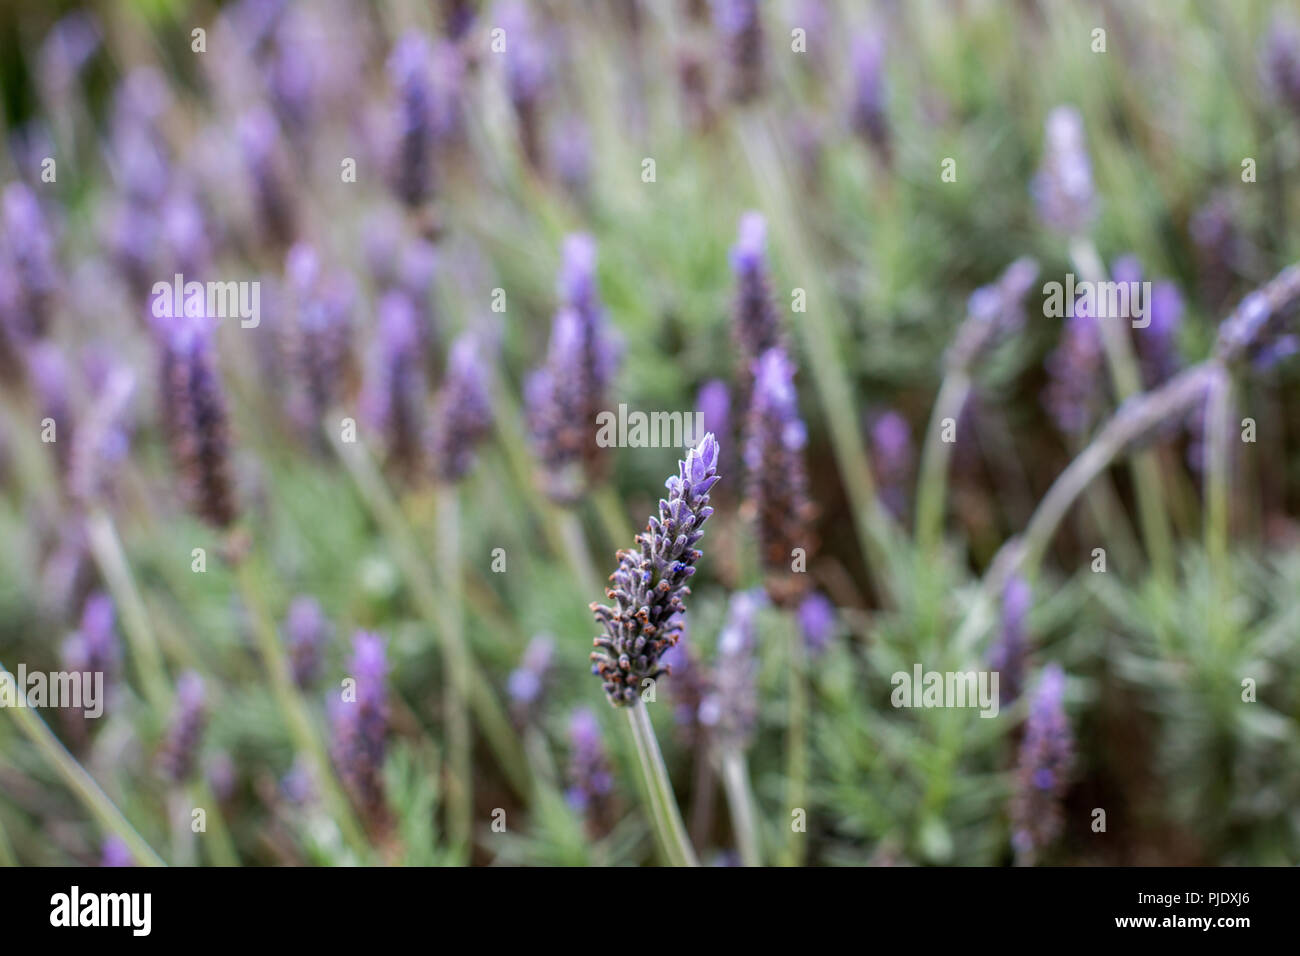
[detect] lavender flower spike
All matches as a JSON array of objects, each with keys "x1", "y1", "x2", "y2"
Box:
[
  {"x1": 285, "y1": 243, "x2": 355, "y2": 437},
  {"x1": 158, "y1": 314, "x2": 239, "y2": 529},
  {"x1": 330, "y1": 631, "x2": 390, "y2": 827},
  {"x1": 848, "y1": 32, "x2": 891, "y2": 166},
  {"x1": 565, "y1": 707, "x2": 616, "y2": 829},
  {"x1": 285, "y1": 595, "x2": 329, "y2": 689},
  {"x1": 987, "y1": 575, "x2": 1030, "y2": 706},
  {"x1": 1263, "y1": 12, "x2": 1300, "y2": 121},
  {"x1": 508, "y1": 633, "x2": 555, "y2": 725},
  {"x1": 431, "y1": 333, "x2": 493, "y2": 484},
  {"x1": 159, "y1": 671, "x2": 207, "y2": 784},
  {"x1": 1032, "y1": 106, "x2": 1095, "y2": 236},
  {"x1": 714, "y1": 0, "x2": 765, "y2": 102},
  {"x1": 796, "y1": 590, "x2": 836, "y2": 658},
  {"x1": 730, "y1": 212, "x2": 783, "y2": 382},
  {"x1": 744, "y1": 348, "x2": 815, "y2": 605},
  {"x1": 698, "y1": 589, "x2": 765, "y2": 750},
  {"x1": 387, "y1": 31, "x2": 437, "y2": 208},
  {"x1": 62, "y1": 591, "x2": 120, "y2": 685},
  {"x1": 591, "y1": 433, "x2": 720, "y2": 706},
  {"x1": 363, "y1": 292, "x2": 428, "y2": 480},
  {"x1": 1011, "y1": 664, "x2": 1073, "y2": 865}
]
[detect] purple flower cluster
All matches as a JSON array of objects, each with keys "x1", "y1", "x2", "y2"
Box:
[
  {"x1": 156, "y1": 314, "x2": 239, "y2": 528},
  {"x1": 870, "y1": 410, "x2": 912, "y2": 521},
  {"x1": 987, "y1": 575, "x2": 1030, "y2": 705},
  {"x1": 387, "y1": 32, "x2": 439, "y2": 208},
  {"x1": 744, "y1": 348, "x2": 815, "y2": 605},
  {"x1": 159, "y1": 671, "x2": 207, "y2": 784},
  {"x1": 431, "y1": 334, "x2": 493, "y2": 484},
  {"x1": 956, "y1": 257, "x2": 1041, "y2": 368},
  {"x1": 699, "y1": 589, "x2": 765, "y2": 749},
  {"x1": 1032, "y1": 106, "x2": 1095, "y2": 236},
  {"x1": 713, "y1": 0, "x2": 765, "y2": 102},
  {"x1": 499, "y1": 1, "x2": 550, "y2": 169},
  {"x1": 284, "y1": 244, "x2": 356, "y2": 439},
  {"x1": 1111, "y1": 256, "x2": 1183, "y2": 389},
  {"x1": 527, "y1": 234, "x2": 620, "y2": 503},
  {"x1": 1, "y1": 183, "x2": 59, "y2": 339},
  {"x1": 363, "y1": 292, "x2": 428, "y2": 479},
  {"x1": 848, "y1": 32, "x2": 891, "y2": 165},
  {"x1": 330, "y1": 632, "x2": 390, "y2": 828},
  {"x1": 591, "y1": 433, "x2": 720, "y2": 706},
  {"x1": 796, "y1": 590, "x2": 837, "y2": 658},
  {"x1": 285, "y1": 595, "x2": 329, "y2": 690},
  {"x1": 565, "y1": 707, "x2": 615, "y2": 828},
  {"x1": 507, "y1": 633, "x2": 555, "y2": 725},
  {"x1": 1263, "y1": 13, "x2": 1300, "y2": 120},
  {"x1": 61, "y1": 592, "x2": 120, "y2": 684},
  {"x1": 1043, "y1": 294, "x2": 1104, "y2": 436},
  {"x1": 730, "y1": 212, "x2": 784, "y2": 393},
  {"x1": 1011, "y1": 664, "x2": 1073, "y2": 865}
]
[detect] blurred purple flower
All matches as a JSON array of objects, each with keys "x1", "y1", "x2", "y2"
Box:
[
  {"x1": 699, "y1": 589, "x2": 765, "y2": 749},
  {"x1": 330, "y1": 632, "x2": 390, "y2": 827},
  {"x1": 565, "y1": 707, "x2": 615, "y2": 827},
  {"x1": 363, "y1": 292, "x2": 428, "y2": 480},
  {"x1": 100, "y1": 836, "x2": 134, "y2": 868},
  {"x1": 159, "y1": 671, "x2": 207, "y2": 784},
  {"x1": 1043, "y1": 295, "x2": 1103, "y2": 436},
  {"x1": 285, "y1": 595, "x2": 329, "y2": 689},
  {"x1": 987, "y1": 575, "x2": 1030, "y2": 705},
  {"x1": 1011, "y1": 664, "x2": 1073, "y2": 865},
  {"x1": 1032, "y1": 106, "x2": 1095, "y2": 236},
  {"x1": 796, "y1": 591, "x2": 836, "y2": 657},
  {"x1": 713, "y1": 0, "x2": 765, "y2": 102},
  {"x1": 431, "y1": 333, "x2": 493, "y2": 483},
  {"x1": 745, "y1": 347, "x2": 814, "y2": 605},
  {"x1": 848, "y1": 32, "x2": 891, "y2": 165}
]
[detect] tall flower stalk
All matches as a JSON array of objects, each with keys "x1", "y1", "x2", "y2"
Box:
[{"x1": 588, "y1": 433, "x2": 720, "y2": 866}]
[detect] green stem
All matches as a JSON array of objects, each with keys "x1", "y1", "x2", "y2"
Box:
[
  {"x1": 233, "y1": 556, "x2": 370, "y2": 857},
  {"x1": 328, "y1": 424, "x2": 532, "y2": 800},
  {"x1": 85, "y1": 509, "x2": 171, "y2": 713},
  {"x1": 1204, "y1": 368, "x2": 1233, "y2": 650},
  {"x1": 1069, "y1": 237, "x2": 1174, "y2": 584},
  {"x1": 625, "y1": 702, "x2": 698, "y2": 866},
  {"x1": 719, "y1": 747, "x2": 762, "y2": 867},
  {"x1": 190, "y1": 780, "x2": 239, "y2": 866},
  {"x1": 781, "y1": 615, "x2": 808, "y2": 867},
  {"x1": 915, "y1": 370, "x2": 971, "y2": 560},
  {"x1": 593, "y1": 484, "x2": 634, "y2": 555},
  {"x1": 0, "y1": 661, "x2": 165, "y2": 866},
  {"x1": 0, "y1": 808, "x2": 17, "y2": 866},
  {"x1": 436, "y1": 485, "x2": 473, "y2": 864}
]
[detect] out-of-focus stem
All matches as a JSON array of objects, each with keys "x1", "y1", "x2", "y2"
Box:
[
  {"x1": 0, "y1": 661, "x2": 166, "y2": 867},
  {"x1": 1069, "y1": 237, "x2": 1174, "y2": 584},
  {"x1": 1204, "y1": 368, "x2": 1233, "y2": 648},
  {"x1": 734, "y1": 111, "x2": 898, "y2": 607},
  {"x1": 436, "y1": 485, "x2": 473, "y2": 864},
  {"x1": 556, "y1": 508, "x2": 602, "y2": 597},
  {"x1": 233, "y1": 557, "x2": 370, "y2": 857},
  {"x1": 782, "y1": 616, "x2": 808, "y2": 867},
  {"x1": 625, "y1": 702, "x2": 698, "y2": 867},
  {"x1": 719, "y1": 746, "x2": 762, "y2": 867},
  {"x1": 328, "y1": 423, "x2": 532, "y2": 800},
  {"x1": 85, "y1": 509, "x2": 171, "y2": 714},
  {"x1": 954, "y1": 364, "x2": 1219, "y2": 658},
  {"x1": 916, "y1": 369, "x2": 971, "y2": 560},
  {"x1": 0, "y1": 813, "x2": 15, "y2": 866},
  {"x1": 593, "y1": 485, "x2": 634, "y2": 555},
  {"x1": 190, "y1": 780, "x2": 239, "y2": 866}
]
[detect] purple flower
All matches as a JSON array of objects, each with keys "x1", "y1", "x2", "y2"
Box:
[
  {"x1": 958, "y1": 257, "x2": 1041, "y2": 366},
  {"x1": 1032, "y1": 106, "x2": 1095, "y2": 236},
  {"x1": 284, "y1": 244, "x2": 355, "y2": 438},
  {"x1": 387, "y1": 32, "x2": 438, "y2": 208},
  {"x1": 2, "y1": 183, "x2": 59, "y2": 338},
  {"x1": 660, "y1": 622, "x2": 711, "y2": 741},
  {"x1": 238, "y1": 108, "x2": 297, "y2": 247},
  {"x1": 507, "y1": 633, "x2": 555, "y2": 724},
  {"x1": 156, "y1": 314, "x2": 239, "y2": 528},
  {"x1": 159, "y1": 672, "x2": 207, "y2": 784},
  {"x1": 1043, "y1": 294, "x2": 1104, "y2": 436},
  {"x1": 1011, "y1": 664, "x2": 1073, "y2": 865},
  {"x1": 285, "y1": 595, "x2": 329, "y2": 689},
  {"x1": 330, "y1": 632, "x2": 390, "y2": 827},
  {"x1": 745, "y1": 348, "x2": 815, "y2": 605},
  {"x1": 499, "y1": 1, "x2": 550, "y2": 168},
  {"x1": 713, "y1": 0, "x2": 765, "y2": 102},
  {"x1": 591, "y1": 433, "x2": 720, "y2": 706},
  {"x1": 62, "y1": 592, "x2": 120, "y2": 682},
  {"x1": 24, "y1": 342, "x2": 73, "y2": 472},
  {"x1": 431, "y1": 333, "x2": 493, "y2": 483},
  {"x1": 1111, "y1": 255, "x2": 1184, "y2": 390},
  {"x1": 870, "y1": 410, "x2": 912, "y2": 520},
  {"x1": 848, "y1": 32, "x2": 891, "y2": 165},
  {"x1": 565, "y1": 707, "x2": 616, "y2": 827},
  {"x1": 988, "y1": 576, "x2": 1030, "y2": 705},
  {"x1": 206, "y1": 751, "x2": 237, "y2": 803},
  {"x1": 363, "y1": 292, "x2": 429, "y2": 480},
  {"x1": 730, "y1": 212, "x2": 783, "y2": 384},
  {"x1": 1263, "y1": 12, "x2": 1300, "y2": 120},
  {"x1": 698, "y1": 589, "x2": 765, "y2": 748},
  {"x1": 1190, "y1": 193, "x2": 1241, "y2": 311},
  {"x1": 527, "y1": 235, "x2": 620, "y2": 503},
  {"x1": 696, "y1": 379, "x2": 731, "y2": 445},
  {"x1": 39, "y1": 11, "x2": 101, "y2": 97},
  {"x1": 796, "y1": 591, "x2": 836, "y2": 657},
  {"x1": 100, "y1": 836, "x2": 134, "y2": 868}
]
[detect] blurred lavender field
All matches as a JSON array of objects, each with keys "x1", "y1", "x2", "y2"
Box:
[{"x1": 1, "y1": 0, "x2": 1300, "y2": 867}]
